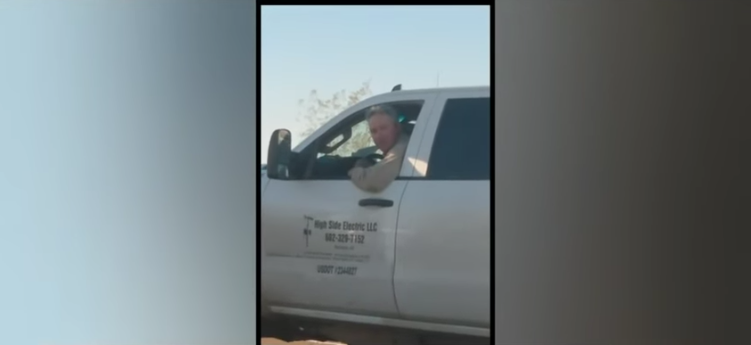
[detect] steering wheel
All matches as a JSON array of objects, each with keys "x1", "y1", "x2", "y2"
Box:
[{"x1": 363, "y1": 153, "x2": 384, "y2": 165}]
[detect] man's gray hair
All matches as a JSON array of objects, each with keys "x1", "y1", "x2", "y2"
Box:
[{"x1": 364, "y1": 104, "x2": 399, "y2": 124}]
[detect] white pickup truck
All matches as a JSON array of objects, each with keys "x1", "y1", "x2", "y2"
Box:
[{"x1": 261, "y1": 85, "x2": 490, "y2": 344}]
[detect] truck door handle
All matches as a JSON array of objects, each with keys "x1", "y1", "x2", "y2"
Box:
[{"x1": 358, "y1": 198, "x2": 394, "y2": 207}]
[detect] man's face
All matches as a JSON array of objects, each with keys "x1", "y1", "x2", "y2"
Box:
[{"x1": 368, "y1": 112, "x2": 400, "y2": 153}]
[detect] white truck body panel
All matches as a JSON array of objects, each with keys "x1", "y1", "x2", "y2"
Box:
[
  {"x1": 262, "y1": 86, "x2": 490, "y2": 338},
  {"x1": 394, "y1": 88, "x2": 491, "y2": 327}
]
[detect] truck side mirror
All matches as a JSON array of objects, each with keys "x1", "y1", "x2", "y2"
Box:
[{"x1": 267, "y1": 129, "x2": 291, "y2": 179}]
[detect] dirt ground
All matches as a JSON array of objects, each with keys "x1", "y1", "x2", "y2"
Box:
[{"x1": 260, "y1": 339, "x2": 346, "y2": 345}]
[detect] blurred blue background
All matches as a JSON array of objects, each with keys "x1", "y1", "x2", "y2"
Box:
[{"x1": 0, "y1": 2, "x2": 257, "y2": 344}]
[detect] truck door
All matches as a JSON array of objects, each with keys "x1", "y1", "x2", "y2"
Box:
[
  {"x1": 262, "y1": 91, "x2": 438, "y2": 317},
  {"x1": 394, "y1": 88, "x2": 491, "y2": 331}
]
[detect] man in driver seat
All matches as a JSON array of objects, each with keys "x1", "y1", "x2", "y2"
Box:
[{"x1": 348, "y1": 104, "x2": 410, "y2": 193}]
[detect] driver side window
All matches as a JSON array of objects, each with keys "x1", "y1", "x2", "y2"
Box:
[
  {"x1": 303, "y1": 99, "x2": 425, "y2": 180},
  {"x1": 323, "y1": 119, "x2": 377, "y2": 158}
]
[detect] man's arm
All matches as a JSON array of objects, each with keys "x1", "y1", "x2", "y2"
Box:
[{"x1": 348, "y1": 149, "x2": 403, "y2": 193}]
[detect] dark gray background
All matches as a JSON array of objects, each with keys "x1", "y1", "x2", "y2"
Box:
[{"x1": 495, "y1": 1, "x2": 748, "y2": 344}]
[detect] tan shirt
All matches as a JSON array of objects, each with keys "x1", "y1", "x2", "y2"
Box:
[{"x1": 348, "y1": 134, "x2": 410, "y2": 193}]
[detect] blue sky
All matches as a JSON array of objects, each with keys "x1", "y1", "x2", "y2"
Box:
[{"x1": 261, "y1": 5, "x2": 490, "y2": 162}]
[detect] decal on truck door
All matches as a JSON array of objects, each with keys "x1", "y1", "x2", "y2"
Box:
[
  {"x1": 302, "y1": 215, "x2": 375, "y2": 247},
  {"x1": 303, "y1": 215, "x2": 314, "y2": 247},
  {"x1": 308, "y1": 216, "x2": 377, "y2": 251},
  {"x1": 267, "y1": 215, "x2": 378, "y2": 264},
  {"x1": 316, "y1": 264, "x2": 359, "y2": 276}
]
